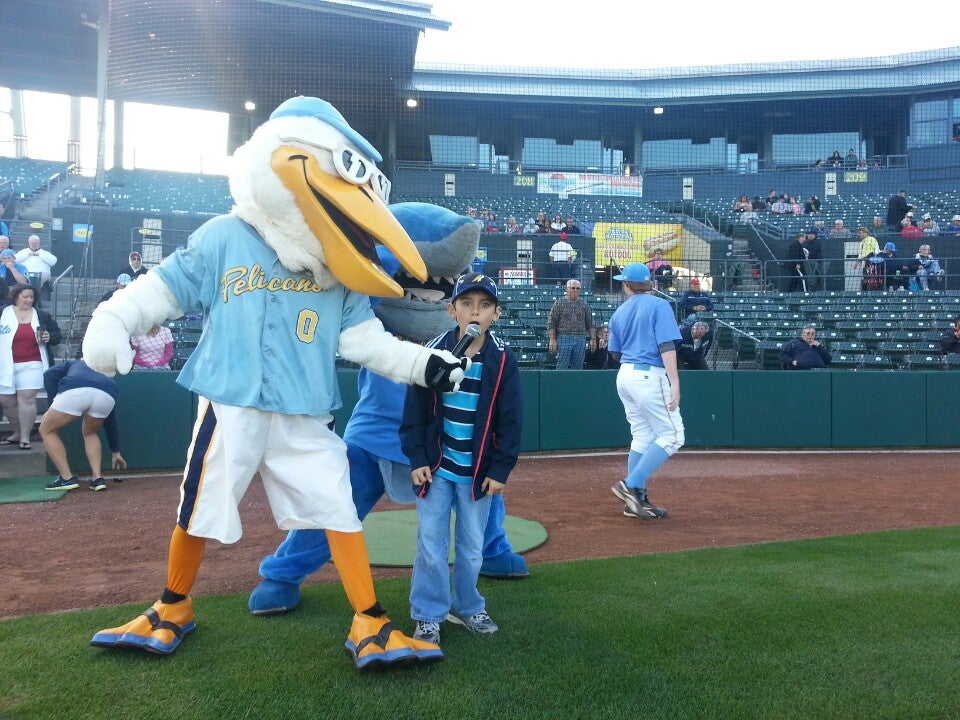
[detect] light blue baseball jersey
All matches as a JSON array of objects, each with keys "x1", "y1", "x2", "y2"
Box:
[
  {"x1": 154, "y1": 214, "x2": 374, "y2": 416},
  {"x1": 607, "y1": 293, "x2": 681, "y2": 367}
]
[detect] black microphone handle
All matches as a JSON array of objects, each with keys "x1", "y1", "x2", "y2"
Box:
[{"x1": 430, "y1": 323, "x2": 480, "y2": 386}]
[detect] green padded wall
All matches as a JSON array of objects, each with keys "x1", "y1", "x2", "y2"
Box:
[
  {"x1": 926, "y1": 372, "x2": 960, "y2": 446},
  {"x1": 52, "y1": 370, "x2": 193, "y2": 474},
  {"x1": 681, "y1": 370, "x2": 734, "y2": 446},
  {"x1": 518, "y1": 370, "x2": 540, "y2": 453},
  {"x1": 538, "y1": 369, "x2": 629, "y2": 450},
  {"x1": 831, "y1": 371, "x2": 927, "y2": 446},
  {"x1": 733, "y1": 371, "x2": 832, "y2": 447}
]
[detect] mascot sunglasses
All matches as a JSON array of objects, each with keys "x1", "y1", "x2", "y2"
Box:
[{"x1": 279, "y1": 135, "x2": 391, "y2": 203}]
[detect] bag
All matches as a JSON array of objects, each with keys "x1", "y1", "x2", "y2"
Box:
[{"x1": 909, "y1": 277, "x2": 920, "y2": 292}]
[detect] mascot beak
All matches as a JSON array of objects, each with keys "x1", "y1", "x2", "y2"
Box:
[{"x1": 271, "y1": 145, "x2": 427, "y2": 297}]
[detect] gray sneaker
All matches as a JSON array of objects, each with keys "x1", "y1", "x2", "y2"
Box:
[
  {"x1": 89, "y1": 477, "x2": 107, "y2": 492},
  {"x1": 446, "y1": 610, "x2": 498, "y2": 635},
  {"x1": 611, "y1": 480, "x2": 668, "y2": 519},
  {"x1": 413, "y1": 620, "x2": 440, "y2": 645}
]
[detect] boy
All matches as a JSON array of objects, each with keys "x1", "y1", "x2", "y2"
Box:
[
  {"x1": 607, "y1": 263, "x2": 684, "y2": 519},
  {"x1": 401, "y1": 273, "x2": 522, "y2": 646},
  {"x1": 41, "y1": 359, "x2": 127, "y2": 492}
]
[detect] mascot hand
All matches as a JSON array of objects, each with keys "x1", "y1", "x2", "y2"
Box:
[
  {"x1": 81, "y1": 313, "x2": 135, "y2": 377},
  {"x1": 425, "y1": 351, "x2": 470, "y2": 393}
]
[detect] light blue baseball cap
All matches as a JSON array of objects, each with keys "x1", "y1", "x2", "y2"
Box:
[
  {"x1": 270, "y1": 96, "x2": 382, "y2": 163},
  {"x1": 613, "y1": 262, "x2": 651, "y2": 282}
]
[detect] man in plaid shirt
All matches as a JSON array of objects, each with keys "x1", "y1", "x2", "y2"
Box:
[{"x1": 547, "y1": 279, "x2": 596, "y2": 369}]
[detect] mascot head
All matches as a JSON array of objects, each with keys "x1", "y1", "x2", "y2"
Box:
[
  {"x1": 229, "y1": 96, "x2": 427, "y2": 297},
  {"x1": 374, "y1": 203, "x2": 481, "y2": 342}
]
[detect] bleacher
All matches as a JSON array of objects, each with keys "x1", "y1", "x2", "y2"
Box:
[
  {"x1": 393, "y1": 194, "x2": 675, "y2": 224},
  {"x1": 103, "y1": 168, "x2": 232, "y2": 215},
  {"x1": 703, "y1": 289, "x2": 960, "y2": 370},
  {"x1": 0, "y1": 157, "x2": 74, "y2": 199}
]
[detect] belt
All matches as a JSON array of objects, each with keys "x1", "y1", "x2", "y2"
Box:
[
  {"x1": 622, "y1": 363, "x2": 666, "y2": 375},
  {"x1": 632, "y1": 363, "x2": 651, "y2": 371}
]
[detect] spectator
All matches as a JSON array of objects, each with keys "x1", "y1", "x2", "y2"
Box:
[
  {"x1": 751, "y1": 196, "x2": 766, "y2": 212},
  {"x1": 130, "y1": 324, "x2": 175, "y2": 370},
  {"x1": 873, "y1": 216, "x2": 885, "y2": 231},
  {"x1": 804, "y1": 229, "x2": 824, "y2": 291},
  {"x1": 901, "y1": 216, "x2": 924, "y2": 240},
  {"x1": 40, "y1": 359, "x2": 127, "y2": 492},
  {"x1": 786, "y1": 233, "x2": 809, "y2": 292},
  {"x1": 679, "y1": 278, "x2": 713, "y2": 323},
  {"x1": 812, "y1": 159, "x2": 825, "y2": 171},
  {"x1": 121, "y1": 251, "x2": 149, "y2": 279},
  {"x1": 482, "y1": 209, "x2": 500, "y2": 233},
  {"x1": 843, "y1": 149, "x2": 858, "y2": 168},
  {"x1": 14, "y1": 235, "x2": 57, "y2": 296},
  {"x1": 803, "y1": 195, "x2": 821, "y2": 214},
  {"x1": 857, "y1": 158, "x2": 868, "y2": 169},
  {"x1": 584, "y1": 323, "x2": 615, "y2": 370},
  {"x1": 941, "y1": 215, "x2": 960, "y2": 236},
  {"x1": 675, "y1": 321, "x2": 713, "y2": 370},
  {"x1": 465, "y1": 207, "x2": 484, "y2": 229},
  {"x1": 0, "y1": 249, "x2": 28, "y2": 287},
  {"x1": 878, "y1": 242, "x2": 910, "y2": 290},
  {"x1": 828, "y1": 150, "x2": 843, "y2": 167},
  {"x1": 504, "y1": 216, "x2": 522, "y2": 235},
  {"x1": 914, "y1": 244, "x2": 944, "y2": 291},
  {"x1": 547, "y1": 279, "x2": 596, "y2": 370},
  {"x1": 766, "y1": 189, "x2": 779, "y2": 207},
  {"x1": 886, "y1": 190, "x2": 912, "y2": 231},
  {"x1": 789, "y1": 196, "x2": 802, "y2": 214},
  {"x1": 0, "y1": 283, "x2": 61, "y2": 449},
  {"x1": 920, "y1": 214, "x2": 941, "y2": 236},
  {"x1": 939, "y1": 315, "x2": 960, "y2": 357},
  {"x1": 732, "y1": 195, "x2": 753, "y2": 213},
  {"x1": 779, "y1": 325, "x2": 832, "y2": 369},
  {"x1": 0, "y1": 206, "x2": 7, "y2": 237},
  {"x1": 645, "y1": 248, "x2": 674, "y2": 289},
  {"x1": 828, "y1": 219, "x2": 852, "y2": 239},
  {"x1": 522, "y1": 218, "x2": 538, "y2": 235},
  {"x1": 99, "y1": 274, "x2": 132, "y2": 306},
  {"x1": 550, "y1": 214, "x2": 564, "y2": 232},
  {"x1": 855, "y1": 227, "x2": 881, "y2": 290},
  {"x1": 548, "y1": 235, "x2": 576, "y2": 283},
  {"x1": 0, "y1": 235, "x2": 9, "y2": 251},
  {"x1": 563, "y1": 217, "x2": 581, "y2": 235},
  {"x1": 770, "y1": 195, "x2": 793, "y2": 214}
]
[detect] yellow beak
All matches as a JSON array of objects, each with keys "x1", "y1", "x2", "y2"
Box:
[{"x1": 271, "y1": 145, "x2": 427, "y2": 297}]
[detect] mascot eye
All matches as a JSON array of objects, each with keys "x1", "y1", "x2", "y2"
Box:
[{"x1": 279, "y1": 135, "x2": 392, "y2": 203}]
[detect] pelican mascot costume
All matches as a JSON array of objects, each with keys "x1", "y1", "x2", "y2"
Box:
[
  {"x1": 248, "y1": 202, "x2": 529, "y2": 618},
  {"x1": 83, "y1": 97, "x2": 469, "y2": 669}
]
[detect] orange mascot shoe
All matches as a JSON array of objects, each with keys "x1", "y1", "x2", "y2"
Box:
[
  {"x1": 344, "y1": 612, "x2": 444, "y2": 670},
  {"x1": 90, "y1": 598, "x2": 196, "y2": 655}
]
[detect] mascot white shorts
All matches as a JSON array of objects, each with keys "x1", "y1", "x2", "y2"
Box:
[{"x1": 177, "y1": 398, "x2": 363, "y2": 544}]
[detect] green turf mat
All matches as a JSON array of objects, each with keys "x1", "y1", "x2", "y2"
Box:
[
  {"x1": 363, "y1": 509, "x2": 548, "y2": 567},
  {"x1": 0, "y1": 476, "x2": 63, "y2": 504}
]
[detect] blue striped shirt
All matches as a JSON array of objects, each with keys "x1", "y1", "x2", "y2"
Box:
[{"x1": 434, "y1": 359, "x2": 482, "y2": 484}]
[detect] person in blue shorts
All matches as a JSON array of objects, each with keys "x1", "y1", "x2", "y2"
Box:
[{"x1": 607, "y1": 263, "x2": 684, "y2": 520}]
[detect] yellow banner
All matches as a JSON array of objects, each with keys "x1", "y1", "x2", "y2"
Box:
[{"x1": 591, "y1": 223, "x2": 683, "y2": 266}]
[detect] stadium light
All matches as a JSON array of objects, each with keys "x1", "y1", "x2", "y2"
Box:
[
  {"x1": 406, "y1": 98, "x2": 418, "y2": 108},
  {"x1": 244, "y1": 101, "x2": 256, "y2": 111},
  {"x1": 653, "y1": 107, "x2": 664, "y2": 115}
]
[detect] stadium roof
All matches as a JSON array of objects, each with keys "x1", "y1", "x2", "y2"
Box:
[{"x1": 410, "y1": 47, "x2": 960, "y2": 104}]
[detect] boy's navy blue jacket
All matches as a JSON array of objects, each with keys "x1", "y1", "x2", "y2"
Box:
[
  {"x1": 43, "y1": 360, "x2": 122, "y2": 452},
  {"x1": 400, "y1": 328, "x2": 522, "y2": 500}
]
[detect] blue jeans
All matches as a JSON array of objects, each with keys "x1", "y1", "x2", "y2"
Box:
[
  {"x1": 410, "y1": 477, "x2": 492, "y2": 623},
  {"x1": 556, "y1": 334, "x2": 586, "y2": 370}
]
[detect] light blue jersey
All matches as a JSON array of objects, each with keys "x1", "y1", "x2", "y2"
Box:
[
  {"x1": 154, "y1": 214, "x2": 374, "y2": 416},
  {"x1": 608, "y1": 293, "x2": 681, "y2": 367}
]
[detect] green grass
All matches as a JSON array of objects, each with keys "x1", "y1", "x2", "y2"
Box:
[{"x1": 4, "y1": 527, "x2": 960, "y2": 720}]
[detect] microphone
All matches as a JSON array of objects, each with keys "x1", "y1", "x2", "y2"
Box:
[{"x1": 430, "y1": 322, "x2": 481, "y2": 387}]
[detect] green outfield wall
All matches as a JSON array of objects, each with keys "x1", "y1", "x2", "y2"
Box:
[{"x1": 53, "y1": 369, "x2": 959, "y2": 473}]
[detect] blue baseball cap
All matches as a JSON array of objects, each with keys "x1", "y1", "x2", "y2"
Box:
[
  {"x1": 270, "y1": 96, "x2": 382, "y2": 163},
  {"x1": 0, "y1": 249, "x2": 14, "y2": 258},
  {"x1": 451, "y1": 273, "x2": 498, "y2": 302},
  {"x1": 884, "y1": 242, "x2": 897, "y2": 251},
  {"x1": 613, "y1": 263, "x2": 651, "y2": 282}
]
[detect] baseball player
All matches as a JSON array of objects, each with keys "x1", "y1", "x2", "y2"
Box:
[{"x1": 606, "y1": 263, "x2": 684, "y2": 519}]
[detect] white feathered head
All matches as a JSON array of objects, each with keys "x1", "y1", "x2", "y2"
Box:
[{"x1": 229, "y1": 97, "x2": 426, "y2": 297}]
